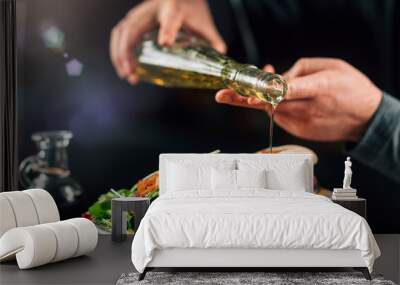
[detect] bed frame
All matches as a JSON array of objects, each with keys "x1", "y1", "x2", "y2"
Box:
[
  {"x1": 137, "y1": 154, "x2": 372, "y2": 281},
  {"x1": 139, "y1": 248, "x2": 371, "y2": 280}
]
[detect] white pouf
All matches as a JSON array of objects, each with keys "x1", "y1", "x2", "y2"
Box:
[
  {"x1": 0, "y1": 189, "x2": 60, "y2": 237},
  {"x1": 65, "y1": 218, "x2": 98, "y2": 257},
  {"x1": 0, "y1": 218, "x2": 98, "y2": 269},
  {"x1": 24, "y1": 189, "x2": 60, "y2": 224},
  {"x1": 1, "y1": 191, "x2": 39, "y2": 227},
  {"x1": 0, "y1": 196, "x2": 17, "y2": 237},
  {"x1": 0, "y1": 189, "x2": 98, "y2": 269},
  {"x1": 0, "y1": 225, "x2": 57, "y2": 268},
  {"x1": 42, "y1": 221, "x2": 79, "y2": 262}
]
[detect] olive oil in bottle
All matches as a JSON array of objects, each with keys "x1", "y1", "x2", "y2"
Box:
[{"x1": 134, "y1": 30, "x2": 288, "y2": 152}]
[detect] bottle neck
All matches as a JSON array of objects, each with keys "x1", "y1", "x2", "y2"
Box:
[{"x1": 222, "y1": 63, "x2": 287, "y2": 106}]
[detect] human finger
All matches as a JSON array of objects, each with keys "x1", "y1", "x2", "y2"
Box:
[
  {"x1": 115, "y1": 2, "x2": 158, "y2": 79},
  {"x1": 285, "y1": 72, "x2": 329, "y2": 100},
  {"x1": 157, "y1": 0, "x2": 184, "y2": 45},
  {"x1": 284, "y1": 57, "x2": 346, "y2": 79},
  {"x1": 110, "y1": 24, "x2": 124, "y2": 78},
  {"x1": 116, "y1": 23, "x2": 140, "y2": 78},
  {"x1": 274, "y1": 99, "x2": 312, "y2": 115},
  {"x1": 263, "y1": 64, "x2": 275, "y2": 73},
  {"x1": 191, "y1": 22, "x2": 226, "y2": 53},
  {"x1": 215, "y1": 89, "x2": 268, "y2": 111},
  {"x1": 127, "y1": 74, "x2": 140, "y2": 85}
]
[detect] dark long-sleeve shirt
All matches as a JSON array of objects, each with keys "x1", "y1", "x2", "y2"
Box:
[
  {"x1": 210, "y1": 0, "x2": 400, "y2": 232},
  {"x1": 349, "y1": 93, "x2": 400, "y2": 184}
]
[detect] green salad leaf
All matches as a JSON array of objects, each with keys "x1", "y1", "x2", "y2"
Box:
[{"x1": 88, "y1": 188, "x2": 136, "y2": 232}]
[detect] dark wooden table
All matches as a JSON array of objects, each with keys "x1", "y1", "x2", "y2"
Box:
[
  {"x1": 112, "y1": 197, "x2": 150, "y2": 242},
  {"x1": 0, "y1": 235, "x2": 134, "y2": 285},
  {"x1": 332, "y1": 198, "x2": 367, "y2": 219}
]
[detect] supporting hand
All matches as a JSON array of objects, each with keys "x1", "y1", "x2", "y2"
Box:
[{"x1": 215, "y1": 58, "x2": 383, "y2": 142}]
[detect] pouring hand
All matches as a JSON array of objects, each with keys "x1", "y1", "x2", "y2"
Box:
[{"x1": 110, "y1": 0, "x2": 226, "y2": 84}]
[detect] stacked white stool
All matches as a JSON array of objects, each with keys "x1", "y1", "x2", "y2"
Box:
[{"x1": 0, "y1": 189, "x2": 97, "y2": 269}]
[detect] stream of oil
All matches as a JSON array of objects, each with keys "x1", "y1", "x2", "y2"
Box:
[{"x1": 268, "y1": 105, "x2": 277, "y2": 154}]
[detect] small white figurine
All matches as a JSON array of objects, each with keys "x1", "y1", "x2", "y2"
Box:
[{"x1": 342, "y1": 157, "x2": 353, "y2": 189}]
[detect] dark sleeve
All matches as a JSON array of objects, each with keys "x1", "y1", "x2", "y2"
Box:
[{"x1": 347, "y1": 93, "x2": 400, "y2": 183}]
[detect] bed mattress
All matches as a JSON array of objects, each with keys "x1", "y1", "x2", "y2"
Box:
[{"x1": 131, "y1": 190, "x2": 380, "y2": 273}]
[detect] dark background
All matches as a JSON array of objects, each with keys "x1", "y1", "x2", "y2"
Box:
[{"x1": 17, "y1": 0, "x2": 400, "y2": 233}]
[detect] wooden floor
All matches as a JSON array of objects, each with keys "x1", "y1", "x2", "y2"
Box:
[{"x1": 0, "y1": 235, "x2": 399, "y2": 285}]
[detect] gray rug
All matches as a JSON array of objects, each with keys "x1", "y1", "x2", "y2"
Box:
[{"x1": 117, "y1": 272, "x2": 396, "y2": 285}]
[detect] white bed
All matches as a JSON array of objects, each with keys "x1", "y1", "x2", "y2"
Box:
[{"x1": 131, "y1": 154, "x2": 380, "y2": 280}]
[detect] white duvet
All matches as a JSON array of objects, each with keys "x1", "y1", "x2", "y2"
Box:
[{"x1": 131, "y1": 190, "x2": 380, "y2": 273}]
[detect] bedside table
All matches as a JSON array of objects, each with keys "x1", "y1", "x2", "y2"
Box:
[
  {"x1": 332, "y1": 198, "x2": 366, "y2": 219},
  {"x1": 111, "y1": 197, "x2": 150, "y2": 242}
]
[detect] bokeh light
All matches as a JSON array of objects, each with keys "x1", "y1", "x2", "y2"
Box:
[
  {"x1": 41, "y1": 26, "x2": 65, "y2": 51},
  {"x1": 40, "y1": 23, "x2": 85, "y2": 77},
  {"x1": 66, "y1": 59, "x2": 84, "y2": 77}
]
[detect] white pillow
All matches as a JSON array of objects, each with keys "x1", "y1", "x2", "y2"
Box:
[
  {"x1": 238, "y1": 159, "x2": 309, "y2": 191},
  {"x1": 266, "y1": 167, "x2": 307, "y2": 191},
  {"x1": 211, "y1": 169, "x2": 236, "y2": 190},
  {"x1": 236, "y1": 169, "x2": 267, "y2": 188},
  {"x1": 167, "y1": 162, "x2": 211, "y2": 191},
  {"x1": 211, "y1": 169, "x2": 268, "y2": 190},
  {"x1": 166, "y1": 159, "x2": 236, "y2": 192}
]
